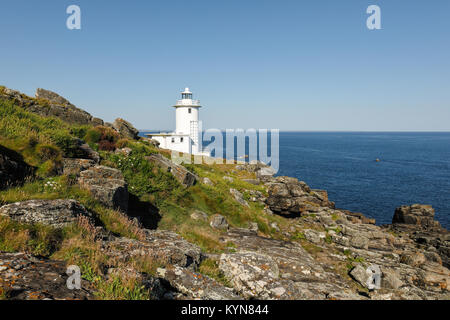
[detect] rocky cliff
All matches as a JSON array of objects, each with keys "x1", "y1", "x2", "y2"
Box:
[{"x1": 0, "y1": 86, "x2": 448, "y2": 300}]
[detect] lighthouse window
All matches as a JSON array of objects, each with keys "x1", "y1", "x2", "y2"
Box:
[
  {"x1": 180, "y1": 137, "x2": 184, "y2": 142},
  {"x1": 188, "y1": 108, "x2": 191, "y2": 114},
  {"x1": 171, "y1": 138, "x2": 175, "y2": 143}
]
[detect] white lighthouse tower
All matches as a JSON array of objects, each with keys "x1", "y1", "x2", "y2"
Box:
[
  {"x1": 146, "y1": 88, "x2": 208, "y2": 156},
  {"x1": 174, "y1": 87, "x2": 201, "y2": 154}
]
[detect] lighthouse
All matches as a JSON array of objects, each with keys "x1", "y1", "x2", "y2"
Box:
[
  {"x1": 146, "y1": 88, "x2": 208, "y2": 156},
  {"x1": 174, "y1": 88, "x2": 201, "y2": 154}
]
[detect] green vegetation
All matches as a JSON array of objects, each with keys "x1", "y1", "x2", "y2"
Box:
[
  {"x1": 0, "y1": 98, "x2": 88, "y2": 176},
  {"x1": 0, "y1": 94, "x2": 290, "y2": 299},
  {"x1": 84, "y1": 126, "x2": 119, "y2": 151},
  {"x1": 198, "y1": 258, "x2": 232, "y2": 287},
  {"x1": 343, "y1": 249, "x2": 366, "y2": 271},
  {"x1": 95, "y1": 275, "x2": 150, "y2": 300}
]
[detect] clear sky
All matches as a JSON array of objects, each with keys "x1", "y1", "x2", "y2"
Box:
[{"x1": 0, "y1": 0, "x2": 449, "y2": 131}]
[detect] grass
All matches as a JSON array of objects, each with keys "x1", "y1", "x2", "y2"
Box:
[
  {"x1": 0, "y1": 216, "x2": 63, "y2": 256},
  {"x1": 0, "y1": 98, "x2": 92, "y2": 176},
  {"x1": 0, "y1": 176, "x2": 145, "y2": 240},
  {"x1": 198, "y1": 258, "x2": 232, "y2": 288},
  {"x1": 95, "y1": 274, "x2": 150, "y2": 300},
  {"x1": 0, "y1": 94, "x2": 297, "y2": 299}
]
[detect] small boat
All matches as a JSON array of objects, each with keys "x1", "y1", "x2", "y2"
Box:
[{"x1": 375, "y1": 158, "x2": 381, "y2": 162}]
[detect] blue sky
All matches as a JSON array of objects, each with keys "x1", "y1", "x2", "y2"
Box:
[{"x1": 0, "y1": 0, "x2": 449, "y2": 131}]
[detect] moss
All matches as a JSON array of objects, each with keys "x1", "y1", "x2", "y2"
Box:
[{"x1": 291, "y1": 232, "x2": 306, "y2": 240}]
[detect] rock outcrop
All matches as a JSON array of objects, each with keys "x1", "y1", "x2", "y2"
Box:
[
  {"x1": 0, "y1": 87, "x2": 103, "y2": 126},
  {"x1": 113, "y1": 118, "x2": 139, "y2": 140},
  {"x1": 72, "y1": 139, "x2": 101, "y2": 163},
  {"x1": 62, "y1": 158, "x2": 96, "y2": 176},
  {"x1": 78, "y1": 166, "x2": 129, "y2": 212},
  {"x1": 210, "y1": 214, "x2": 229, "y2": 230},
  {"x1": 146, "y1": 154, "x2": 197, "y2": 187},
  {"x1": 230, "y1": 188, "x2": 249, "y2": 207},
  {"x1": 36, "y1": 88, "x2": 75, "y2": 107},
  {"x1": 265, "y1": 176, "x2": 335, "y2": 216},
  {"x1": 389, "y1": 204, "x2": 450, "y2": 269},
  {"x1": 102, "y1": 229, "x2": 202, "y2": 270},
  {"x1": 156, "y1": 266, "x2": 239, "y2": 300},
  {"x1": 393, "y1": 204, "x2": 442, "y2": 230},
  {"x1": 236, "y1": 161, "x2": 276, "y2": 178},
  {"x1": 0, "y1": 145, "x2": 34, "y2": 190},
  {"x1": 0, "y1": 199, "x2": 94, "y2": 228},
  {"x1": 0, "y1": 252, "x2": 94, "y2": 300}
]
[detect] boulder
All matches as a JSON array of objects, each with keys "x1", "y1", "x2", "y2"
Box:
[
  {"x1": 247, "y1": 189, "x2": 266, "y2": 203},
  {"x1": 33, "y1": 88, "x2": 93, "y2": 125},
  {"x1": 103, "y1": 229, "x2": 202, "y2": 269},
  {"x1": 393, "y1": 204, "x2": 441, "y2": 229},
  {"x1": 190, "y1": 210, "x2": 208, "y2": 222},
  {"x1": 115, "y1": 147, "x2": 132, "y2": 157},
  {"x1": 256, "y1": 167, "x2": 276, "y2": 180},
  {"x1": 0, "y1": 252, "x2": 94, "y2": 300},
  {"x1": 113, "y1": 118, "x2": 139, "y2": 140},
  {"x1": 0, "y1": 199, "x2": 94, "y2": 228},
  {"x1": 229, "y1": 188, "x2": 249, "y2": 207},
  {"x1": 219, "y1": 251, "x2": 281, "y2": 299},
  {"x1": 78, "y1": 166, "x2": 128, "y2": 212},
  {"x1": 146, "y1": 154, "x2": 196, "y2": 187},
  {"x1": 91, "y1": 117, "x2": 104, "y2": 126},
  {"x1": 265, "y1": 177, "x2": 335, "y2": 216},
  {"x1": 146, "y1": 138, "x2": 160, "y2": 148},
  {"x1": 349, "y1": 264, "x2": 371, "y2": 289},
  {"x1": 156, "y1": 266, "x2": 239, "y2": 300},
  {"x1": 73, "y1": 139, "x2": 100, "y2": 163},
  {"x1": 62, "y1": 158, "x2": 96, "y2": 176},
  {"x1": 304, "y1": 229, "x2": 325, "y2": 244},
  {"x1": 0, "y1": 145, "x2": 34, "y2": 189},
  {"x1": 210, "y1": 214, "x2": 229, "y2": 230},
  {"x1": 248, "y1": 222, "x2": 259, "y2": 233},
  {"x1": 36, "y1": 88, "x2": 74, "y2": 106},
  {"x1": 202, "y1": 177, "x2": 214, "y2": 186},
  {"x1": 0, "y1": 87, "x2": 103, "y2": 126}
]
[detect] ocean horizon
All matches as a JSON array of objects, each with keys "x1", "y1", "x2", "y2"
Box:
[{"x1": 141, "y1": 131, "x2": 450, "y2": 229}]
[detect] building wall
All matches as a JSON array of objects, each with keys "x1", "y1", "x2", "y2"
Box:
[
  {"x1": 152, "y1": 135, "x2": 191, "y2": 154},
  {"x1": 175, "y1": 106, "x2": 199, "y2": 135}
]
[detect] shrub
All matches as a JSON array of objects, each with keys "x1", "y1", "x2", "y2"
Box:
[
  {"x1": 36, "y1": 144, "x2": 62, "y2": 162},
  {"x1": 51, "y1": 132, "x2": 81, "y2": 158},
  {"x1": 85, "y1": 126, "x2": 119, "y2": 151},
  {"x1": 36, "y1": 159, "x2": 62, "y2": 177},
  {"x1": 98, "y1": 140, "x2": 116, "y2": 151},
  {"x1": 71, "y1": 126, "x2": 90, "y2": 140},
  {"x1": 116, "y1": 138, "x2": 130, "y2": 149},
  {"x1": 84, "y1": 128, "x2": 102, "y2": 144}
]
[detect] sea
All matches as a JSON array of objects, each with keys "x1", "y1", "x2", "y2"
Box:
[{"x1": 140, "y1": 131, "x2": 450, "y2": 228}]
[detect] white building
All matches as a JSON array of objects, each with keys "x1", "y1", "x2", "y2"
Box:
[{"x1": 146, "y1": 88, "x2": 209, "y2": 156}]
